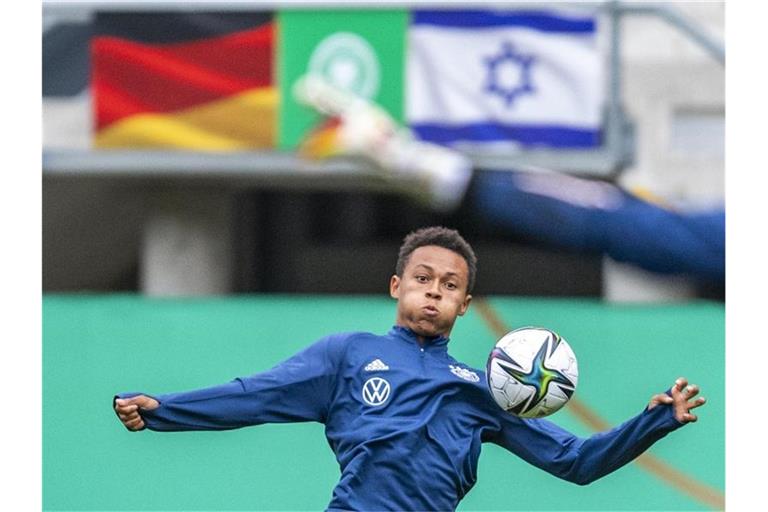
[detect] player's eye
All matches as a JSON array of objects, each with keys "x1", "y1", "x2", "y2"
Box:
[
  {"x1": 415, "y1": 275, "x2": 429, "y2": 283},
  {"x1": 444, "y1": 282, "x2": 457, "y2": 290}
]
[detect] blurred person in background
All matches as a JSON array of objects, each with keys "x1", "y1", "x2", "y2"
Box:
[{"x1": 294, "y1": 75, "x2": 725, "y2": 290}]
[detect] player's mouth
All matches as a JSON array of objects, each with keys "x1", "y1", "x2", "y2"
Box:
[{"x1": 422, "y1": 305, "x2": 440, "y2": 317}]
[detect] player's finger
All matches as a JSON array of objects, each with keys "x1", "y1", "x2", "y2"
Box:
[
  {"x1": 688, "y1": 397, "x2": 707, "y2": 410},
  {"x1": 120, "y1": 411, "x2": 141, "y2": 422},
  {"x1": 116, "y1": 404, "x2": 139, "y2": 414},
  {"x1": 126, "y1": 416, "x2": 144, "y2": 430},
  {"x1": 683, "y1": 384, "x2": 700, "y2": 399},
  {"x1": 117, "y1": 411, "x2": 139, "y2": 423},
  {"x1": 648, "y1": 393, "x2": 672, "y2": 409},
  {"x1": 682, "y1": 412, "x2": 698, "y2": 423},
  {"x1": 674, "y1": 377, "x2": 688, "y2": 394},
  {"x1": 118, "y1": 396, "x2": 147, "y2": 407},
  {"x1": 129, "y1": 395, "x2": 159, "y2": 411},
  {"x1": 115, "y1": 398, "x2": 133, "y2": 409}
]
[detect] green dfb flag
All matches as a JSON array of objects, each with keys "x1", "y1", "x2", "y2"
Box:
[{"x1": 277, "y1": 9, "x2": 407, "y2": 149}]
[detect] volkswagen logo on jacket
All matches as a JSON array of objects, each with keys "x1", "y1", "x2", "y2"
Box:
[{"x1": 362, "y1": 377, "x2": 391, "y2": 406}]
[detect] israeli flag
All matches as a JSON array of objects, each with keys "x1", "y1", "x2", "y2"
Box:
[{"x1": 407, "y1": 10, "x2": 604, "y2": 149}]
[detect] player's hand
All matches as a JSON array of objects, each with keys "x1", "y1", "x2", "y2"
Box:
[
  {"x1": 647, "y1": 377, "x2": 706, "y2": 423},
  {"x1": 114, "y1": 395, "x2": 159, "y2": 431}
]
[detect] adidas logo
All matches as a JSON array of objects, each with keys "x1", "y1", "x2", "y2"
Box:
[{"x1": 364, "y1": 359, "x2": 390, "y2": 372}]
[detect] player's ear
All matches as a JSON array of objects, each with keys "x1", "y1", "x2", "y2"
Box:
[
  {"x1": 458, "y1": 294, "x2": 472, "y2": 316},
  {"x1": 389, "y1": 275, "x2": 401, "y2": 299}
]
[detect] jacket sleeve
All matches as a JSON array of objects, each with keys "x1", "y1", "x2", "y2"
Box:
[
  {"x1": 114, "y1": 333, "x2": 350, "y2": 432},
  {"x1": 486, "y1": 402, "x2": 684, "y2": 485}
]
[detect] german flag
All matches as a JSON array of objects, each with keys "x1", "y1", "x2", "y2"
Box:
[{"x1": 92, "y1": 12, "x2": 276, "y2": 150}]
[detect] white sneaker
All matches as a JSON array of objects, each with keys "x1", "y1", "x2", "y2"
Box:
[
  {"x1": 376, "y1": 134, "x2": 473, "y2": 212},
  {"x1": 293, "y1": 74, "x2": 473, "y2": 211}
]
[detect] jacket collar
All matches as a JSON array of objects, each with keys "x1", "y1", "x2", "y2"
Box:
[{"x1": 390, "y1": 325, "x2": 450, "y2": 348}]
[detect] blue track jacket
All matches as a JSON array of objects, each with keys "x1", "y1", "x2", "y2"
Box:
[{"x1": 116, "y1": 326, "x2": 683, "y2": 511}]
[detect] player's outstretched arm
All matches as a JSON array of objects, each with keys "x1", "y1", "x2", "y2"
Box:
[
  {"x1": 648, "y1": 376, "x2": 707, "y2": 423},
  {"x1": 490, "y1": 375, "x2": 707, "y2": 486},
  {"x1": 555, "y1": 376, "x2": 707, "y2": 483},
  {"x1": 114, "y1": 395, "x2": 159, "y2": 431},
  {"x1": 112, "y1": 333, "x2": 350, "y2": 432}
]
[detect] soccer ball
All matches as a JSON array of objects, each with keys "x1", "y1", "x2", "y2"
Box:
[{"x1": 486, "y1": 327, "x2": 578, "y2": 418}]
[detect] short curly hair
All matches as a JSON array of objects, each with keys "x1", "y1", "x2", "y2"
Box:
[{"x1": 395, "y1": 226, "x2": 477, "y2": 292}]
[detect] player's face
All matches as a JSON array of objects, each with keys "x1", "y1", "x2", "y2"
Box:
[{"x1": 390, "y1": 245, "x2": 472, "y2": 340}]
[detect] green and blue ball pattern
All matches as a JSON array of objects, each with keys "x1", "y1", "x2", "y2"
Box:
[{"x1": 486, "y1": 327, "x2": 578, "y2": 418}]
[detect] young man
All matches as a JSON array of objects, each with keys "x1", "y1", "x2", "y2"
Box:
[{"x1": 114, "y1": 226, "x2": 706, "y2": 511}]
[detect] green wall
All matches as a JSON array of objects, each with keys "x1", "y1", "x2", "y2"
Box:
[{"x1": 43, "y1": 295, "x2": 724, "y2": 511}]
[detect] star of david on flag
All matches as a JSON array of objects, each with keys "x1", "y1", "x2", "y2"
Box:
[
  {"x1": 406, "y1": 9, "x2": 605, "y2": 149},
  {"x1": 484, "y1": 41, "x2": 536, "y2": 107}
]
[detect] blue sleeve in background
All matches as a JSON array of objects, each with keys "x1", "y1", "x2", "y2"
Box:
[
  {"x1": 468, "y1": 170, "x2": 725, "y2": 284},
  {"x1": 114, "y1": 333, "x2": 350, "y2": 431}
]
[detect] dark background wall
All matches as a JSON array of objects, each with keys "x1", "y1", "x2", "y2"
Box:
[{"x1": 44, "y1": 176, "x2": 603, "y2": 296}]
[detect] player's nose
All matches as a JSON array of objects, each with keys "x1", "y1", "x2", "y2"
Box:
[{"x1": 426, "y1": 282, "x2": 442, "y2": 299}]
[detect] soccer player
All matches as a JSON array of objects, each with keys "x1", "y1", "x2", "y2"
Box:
[{"x1": 114, "y1": 226, "x2": 706, "y2": 512}]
